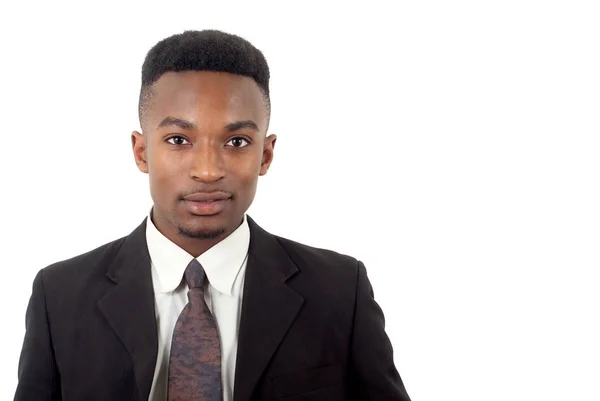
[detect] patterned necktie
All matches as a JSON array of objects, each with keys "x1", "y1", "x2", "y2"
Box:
[{"x1": 168, "y1": 259, "x2": 222, "y2": 401}]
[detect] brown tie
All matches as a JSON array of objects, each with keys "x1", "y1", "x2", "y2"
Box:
[{"x1": 167, "y1": 259, "x2": 222, "y2": 400}]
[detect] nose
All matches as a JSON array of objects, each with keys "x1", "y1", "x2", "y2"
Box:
[{"x1": 189, "y1": 141, "x2": 225, "y2": 183}]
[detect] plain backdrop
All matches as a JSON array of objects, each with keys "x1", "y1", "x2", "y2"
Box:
[{"x1": 1, "y1": 1, "x2": 599, "y2": 400}]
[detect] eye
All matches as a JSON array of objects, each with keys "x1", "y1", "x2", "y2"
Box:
[
  {"x1": 226, "y1": 137, "x2": 251, "y2": 148},
  {"x1": 166, "y1": 136, "x2": 190, "y2": 146}
]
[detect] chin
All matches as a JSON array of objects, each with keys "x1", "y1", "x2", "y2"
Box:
[{"x1": 176, "y1": 218, "x2": 227, "y2": 240}]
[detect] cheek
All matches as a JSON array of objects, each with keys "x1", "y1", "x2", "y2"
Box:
[
  {"x1": 149, "y1": 149, "x2": 184, "y2": 176},
  {"x1": 231, "y1": 158, "x2": 261, "y2": 193},
  {"x1": 235, "y1": 169, "x2": 259, "y2": 188},
  {"x1": 226, "y1": 146, "x2": 261, "y2": 169},
  {"x1": 147, "y1": 151, "x2": 183, "y2": 195},
  {"x1": 237, "y1": 152, "x2": 263, "y2": 178}
]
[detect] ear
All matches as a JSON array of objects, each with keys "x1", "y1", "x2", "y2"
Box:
[
  {"x1": 131, "y1": 131, "x2": 148, "y2": 173},
  {"x1": 259, "y1": 133, "x2": 277, "y2": 176}
]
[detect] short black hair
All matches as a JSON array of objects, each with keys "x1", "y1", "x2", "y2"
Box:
[{"x1": 138, "y1": 29, "x2": 270, "y2": 126}]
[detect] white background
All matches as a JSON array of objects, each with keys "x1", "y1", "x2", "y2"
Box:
[{"x1": 1, "y1": 1, "x2": 599, "y2": 400}]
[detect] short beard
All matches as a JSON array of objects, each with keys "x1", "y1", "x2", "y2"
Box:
[{"x1": 177, "y1": 225, "x2": 226, "y2": 240}]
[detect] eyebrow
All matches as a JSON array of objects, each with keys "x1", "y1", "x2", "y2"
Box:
[
  {"x1": 157, "y1": 117, "x2": 197, "y2": 130},
  {"x1": 157, "y1": 117, "x2": 259, "y2": 132},
  {"x1": 224, "y1": 120, "x2": 259, "y2": 132}
]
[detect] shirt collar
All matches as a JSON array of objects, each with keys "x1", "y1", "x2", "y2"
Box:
[{"x1": 145, "y1": 208, "x2": 250, "y2": 296}]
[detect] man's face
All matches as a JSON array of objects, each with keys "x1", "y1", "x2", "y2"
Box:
[{"x1": 132, "y1": 70, "x2": 275, "y2": 242}]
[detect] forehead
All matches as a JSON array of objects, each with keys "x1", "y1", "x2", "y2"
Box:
[{"x1": 147, "y1": 70, "x2": 267, "y2": 129}]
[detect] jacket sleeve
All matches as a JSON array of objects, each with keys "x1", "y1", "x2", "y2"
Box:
[
  {"x1": 14, "y1": 269, "x2": 61, "y2": 401},
  {"x1": 347, "y1": 261, "x2": 411, "y2": 401}
]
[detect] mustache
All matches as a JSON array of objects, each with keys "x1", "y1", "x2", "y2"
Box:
[{"x1": 179, "y1": 189, "x2": 233, "y2": 199}]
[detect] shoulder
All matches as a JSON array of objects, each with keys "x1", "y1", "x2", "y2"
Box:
[
  {"x1": 266, "y1": 233, "x2": 363, "y2": 316},
  {"x1": 39, "y1": 235, "x2": 127, "y2": 289},
  {"x1": 273, "y1": 234, "x2": 360, "y2": 281}
]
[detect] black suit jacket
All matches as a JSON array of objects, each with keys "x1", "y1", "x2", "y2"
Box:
[{"x1": 14, "y1": 216, "x2": 411, "y2": 401}]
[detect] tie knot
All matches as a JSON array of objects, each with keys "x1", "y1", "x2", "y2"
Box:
[{"x1": 184, "y1": 259, "x2": 206, "y2": 289}]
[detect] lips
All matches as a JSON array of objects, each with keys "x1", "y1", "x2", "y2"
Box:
[
  {"x1": 183, "y1": 191, "x2": 232, "y2": 202},
  {"x1": 182, "y1": 191, "x2": 232, "y2": 216}
]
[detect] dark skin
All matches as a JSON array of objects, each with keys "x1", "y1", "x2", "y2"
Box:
[{"x1": 132, "y1": 71, "x2": 276, "y2": 258}]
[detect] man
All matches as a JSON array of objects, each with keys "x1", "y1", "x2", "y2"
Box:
[{"x1": 14, "y1": 30, "x2": 411, "y2": 401}]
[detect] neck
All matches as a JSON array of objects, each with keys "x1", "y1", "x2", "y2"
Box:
[
  {"x1": 173, "y1": 236, "x2": 224, "y2": 258},
  {"x1": 150, "y1": 208, "x2": 243, "y2": 258}
]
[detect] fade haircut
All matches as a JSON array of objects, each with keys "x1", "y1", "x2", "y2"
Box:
[{"x1": 138, "y1": 29, "x2": 270, "y2": 127}]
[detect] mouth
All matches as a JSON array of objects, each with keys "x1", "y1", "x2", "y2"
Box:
[
  {"x1": 182, "y1": 192, "x2": 232, "y2": 216},
  {"x1": 183, "y1": 191, "x2": 231, "y2": 202}
]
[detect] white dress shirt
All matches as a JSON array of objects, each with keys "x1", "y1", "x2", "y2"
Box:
[{"x1": 146, "y1": 210, "x2": 250, "y2": 401}]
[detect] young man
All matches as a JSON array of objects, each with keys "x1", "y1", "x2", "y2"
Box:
[{"x1": 14, "y1": 30, "x2": 411, "y2": 401}]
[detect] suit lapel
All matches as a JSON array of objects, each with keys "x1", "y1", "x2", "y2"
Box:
[
  {"x1": 97, "y1": 218, "x2": 158, "y2": 401},
  {"x1": 233, "y1": 217, "x2": 305, "y2": 401},
  {"x1": 94, "y1": 215, "x2": 304, "y2": 401}
]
